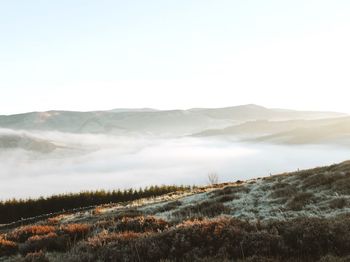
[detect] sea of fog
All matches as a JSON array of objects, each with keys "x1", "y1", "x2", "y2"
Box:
[{"x1": 1, "y1": 132, "x2": 350, "y2": 200}]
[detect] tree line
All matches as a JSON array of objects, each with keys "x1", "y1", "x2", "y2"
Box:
[{"x1": 0, "y1": 185, "x2": 189, "y2": 224}]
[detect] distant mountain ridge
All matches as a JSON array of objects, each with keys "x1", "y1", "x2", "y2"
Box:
[{"x1": 0, "y1": 104, "x2": 344, "y2": 136}]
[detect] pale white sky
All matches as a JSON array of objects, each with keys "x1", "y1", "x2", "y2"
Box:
[{"x1": 1, "y1": 0, "x2": 350, "y2": 115}]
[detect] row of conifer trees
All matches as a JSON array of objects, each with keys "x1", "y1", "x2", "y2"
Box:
[{"x1": 0, "y1": 185, "x2": 189, "y2": 224}]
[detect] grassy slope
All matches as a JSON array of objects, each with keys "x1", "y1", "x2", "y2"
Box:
[{"x1": 1, "y1": 161, "x2": 350, "y2": 261}]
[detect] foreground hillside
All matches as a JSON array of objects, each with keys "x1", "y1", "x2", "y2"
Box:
[{"x1": 1, "y1": 161, "x2": 350, "y2": 261}]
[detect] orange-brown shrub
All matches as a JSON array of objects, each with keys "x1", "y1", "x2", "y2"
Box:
[
  {"x1": 47, "y1": 215, "x2": 65, "y2": 225},
  {"x1": 110, "y1": 216, "x2": 169, "y2": 233},
  {"x1": 0, "y1": 237, "x2": 18, "y2": 257},
  {"x1": 27, "y1": 232, "x2": 57, "y2": 242},
  {"x1": 86, "y1": 231, "x2": 144, "y2": 249},
  {"x1": 23, "y1": 250, "x2": 49, "y2": 262},
  {"x1": 19, "y1": 232, "x2": 69, "y2": 255},
  {"x1": 94, "y1": 219, "x2": 115, "y2": 230},
  {"x1": 92, "y1": 207, "x2": 104, "y2": 215},
  {"x1": 60, "y1": 223, "x2": 91, "y2": 240},
  {"x1": 8, "y1": 225, "x2": 56, "y2": 242}
]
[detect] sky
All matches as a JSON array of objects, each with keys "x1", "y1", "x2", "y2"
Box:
[{"x1": 1, "y1": 0, "x2": 350, "y2": 115}]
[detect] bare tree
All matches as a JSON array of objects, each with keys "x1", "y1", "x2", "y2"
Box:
[{"x1": 208, "y1": 172, "x2": 219, "y2": 185}]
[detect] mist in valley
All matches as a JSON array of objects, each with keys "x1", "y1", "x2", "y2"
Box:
[{"x1": 1, "y1": 128, "x2": 350, "y2": 200}]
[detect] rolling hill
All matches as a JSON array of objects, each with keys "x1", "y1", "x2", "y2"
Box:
[
  {"x1": 0, "y1": 133, "x2": 58, "y2": 153},
  {"x1": 1, "y1": 161, "x2": 350, "y2": 261},
  {"x1": 194, "y1": 116, "x2": 350, "y2": 146}
]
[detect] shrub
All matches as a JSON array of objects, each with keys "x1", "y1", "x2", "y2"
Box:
[
  {"x1": 8, "y1": 225, "x2": 56, "y2": 242},
  {"x1": 303, "y1": 172, "x2": 344, "y2": 189},
  {"x1": 333, "y1": 177, "x2": 350, "y2": 194},
  {"x1": 286, "y1": 192, "x2": 313, "y2": 211},
  {"x1": 269, "y1": 185, "x2": 297, "y2": 199},
  {"x1": 210, "y1": 186, "x2": 249, "y2": 198},
  {"x1": 60, "y1": 223, "x2": 91, "y2": 240},
  {"x1": 270, "y1": 217, "x2": 335, "y2": 258},
  {"x1": 151, "y1": 201, "x2": 182, "y2": 213},
  {"x1": 92, "y1": 207, "x2": 104, "y2": 215},
  {"x1": 110, "y1": 216, "x2": 169, "y2": 233},
  {"x1": 329, "y1": 198, "x2": 348, "y2": 209},
  {"x1": 237, "y1": 256, "x2": 280, "y2": 262},
  {"x1": 271, "y1": 182, "x2": 290, "y2": 190},
  {"x1": 172, "y1": 201, "x2": 231, "y2": 220},
  {"x1": 0, "y1": 237, "x2": 18, "y2": 257},
  {"x1": 61, "y1": 216, "x2": 350, "y2": 261},
  {"x1": 19, "y1": 232, "x2": 69, "y2": 255},
  {"x1": 113, "y1": 209, "x2": 143, "y2": 220},
  {"x1": 47, "y1": 215, "x2": 63, "y2": 225},
  {"x1": 94, "y1": 219, "x2": 116, "y2": 231},
  {"x1": 241, "y1": 232, "x2": 282, "y2": 257},
  {"x1": 23, "y1": 250, "x2": 49, "y2": 262},
  {"x1": 319, "y1": 255, "x2": 350, "y2": 262},
  {"x1": 85, "y1": 231, "x2": 144, "y2": 249},
  {"x1": 215, "y1": 195, "x2": 238, "y2": 203}
]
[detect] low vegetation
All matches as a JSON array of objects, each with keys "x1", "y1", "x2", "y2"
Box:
[
  {"x1": 286, "y1": 192, "x2": 314, "y2": 211},
  {"x1": 1, "y1": 161, "x2": 350, "y2": 261},
  {"x1": 172, "y1": 200, "x2": 231, "y2": 220},
  {"x1": 3, "y1": 215, "x2": 350, "y2": 261},
  {"x1": 0, "y1": 237, "x2": 17, "y2": 257}
]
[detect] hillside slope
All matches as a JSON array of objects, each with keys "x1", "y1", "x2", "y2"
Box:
[
  {"x1": 251, "y1": 118, "x2": 350, "y2": 145},
  {"x1": 0, "y1": 133, "x2": 58, "y2": 153},
  {"x1": 1, "y1": 161, "x2": 350, "y2": 261}
]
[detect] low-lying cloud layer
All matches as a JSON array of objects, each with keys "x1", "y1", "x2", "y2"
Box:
[{"x1": 1, "y1": 128, "x2": 350, "y2": 200}]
